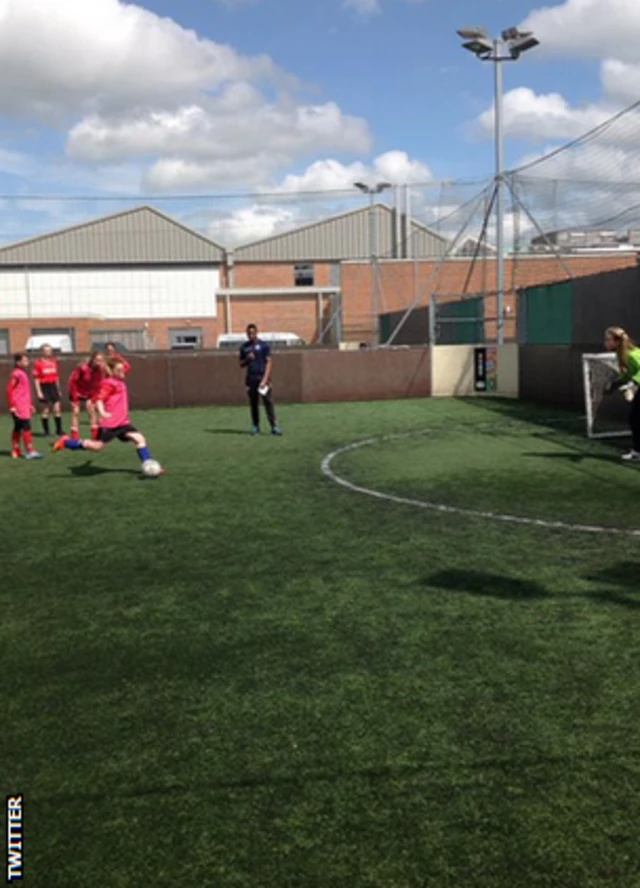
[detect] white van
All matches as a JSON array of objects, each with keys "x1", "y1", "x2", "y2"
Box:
[
  {"x1": 216, "y1": 332, "x2": 305, "y2": 350},
  {"x1": 25, "y1": 334, "x2": 74, "y2": 354}
]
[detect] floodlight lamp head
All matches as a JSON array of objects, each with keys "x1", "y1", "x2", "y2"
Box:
[
  {"x1": 456, "y1": 26, "x2": 489, "y2": 40},
  {"x1": 374, "y1": 182, "x2": 392, "y2": 193},
  {"x1": 501, "y1": 26, "x2": 520, "y2": 41},
  {"x1": 509, "y1": 34, "x2": 540, "y2": 57},
  {"x1": 354, "y1": 182, "x2": 369, "y2": 193},
  {"x1": 461, "y1": 38, "x2": 494, "y2": 56}
]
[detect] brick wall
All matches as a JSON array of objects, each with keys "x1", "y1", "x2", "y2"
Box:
[{"x1": 232, "y1": 262, "x2": 334, "y2": 289}]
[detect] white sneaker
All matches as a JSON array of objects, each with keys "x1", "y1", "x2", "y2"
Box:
[{"x1": 621, "y1": 450, "x2": 640, "y2": 461}]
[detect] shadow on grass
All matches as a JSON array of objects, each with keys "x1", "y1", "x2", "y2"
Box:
[
  {"x1": 524, "y1": 451, "x2": 621, "y2": 465},
  {"x1": 425, "y1": 569, "x2": 547, "y2": 600},
  {"x1": 584, "y1": 562, "x2": 639, "y2": 609},
  {"x1": 586, "y1": 590, "x2": 640, "y2": 610},
  {"x1": 457, "y1": 397, "x2": 586, "y2": 436},
  {"x1": 204, "y1": 429, "x2": 252, "y2": 436},
  {"x1": 586, "y1": 561, "x2": 638, "y2": 588},
  {"x1": 1, "y1": 450, "x2": 14, "y2": 457},
  {"x1": 67, "y1": 461, "x2": 141, "y2": 478}
]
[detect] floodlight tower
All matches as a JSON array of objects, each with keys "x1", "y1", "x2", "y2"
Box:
[
  {"x1": 354, "y1": 181, "x2": 392, "y2": 346},
  {"x1": 457, "y1": 26, "x2": 540, "y2": 344}
]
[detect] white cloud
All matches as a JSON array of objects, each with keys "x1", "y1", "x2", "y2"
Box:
[
  {"x1": 207, "y1": 205, "x2": 298, "y2": 245},
  {"x1": 67, "y1": 93, "x2": 370, "y2": 167},
  {"x1": 0, "y1": 0, "x2": 385, "y2": 195},
  {"x1": 479, "y1": 88, "x2": 612, "y2": 143},
  {"x1": 199, "y1": 151, "x2": 434, "y2": 244},
  {"x1": 0, "y1": 0, "x2": 280, "y2": 121},
  {"x1": 521, "y1": 0, "x2": 640, "y2": 63},
  {"x1": 600, "y1": 60, "x2": 640, "y2": 105},
  {"x1": 374, "y1": 150, "x2": 434, "y2": 184},
  {"x1": 274, "y1": 151, "x2": 432, "y2": 193}
]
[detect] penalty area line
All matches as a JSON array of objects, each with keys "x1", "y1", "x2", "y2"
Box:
[{"x1": 321, "y1": 431, "x2": 640, "y2": 538}]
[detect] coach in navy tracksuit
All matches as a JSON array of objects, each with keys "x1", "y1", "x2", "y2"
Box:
[{"x1": 239, "y1": 324, "x2": 282, "y2": 436}]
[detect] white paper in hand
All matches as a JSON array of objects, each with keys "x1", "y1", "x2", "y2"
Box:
[{"x1": 258, "y1": 384, "x2": 271, "y2": 397}]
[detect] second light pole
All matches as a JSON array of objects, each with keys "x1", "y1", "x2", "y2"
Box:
[{"x1": 355, "y1": 180, "x2": 392, "y2": 346}]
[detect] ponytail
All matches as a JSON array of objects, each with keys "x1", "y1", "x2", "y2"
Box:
[{"x1": 605, "y1": 326, "x2": 636, "y2": 372}]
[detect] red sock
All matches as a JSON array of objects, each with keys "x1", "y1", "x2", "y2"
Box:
[
  {"x1": 11, "y1": 431, "x2": 20, "y2": 453},
  {"x1": 70, "y1": 427, "x2": 80, "y2": 440},
  {"x1": 23, "y1": 430, "x2": 34, "y2": 452},
  {"x1": 90, "y1": 425, "x2": 99, "y2": 440}
]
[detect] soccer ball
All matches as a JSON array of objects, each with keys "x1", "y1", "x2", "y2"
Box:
[{"x1": 141, "y1": 459, "x2": 162, "y2": 478}]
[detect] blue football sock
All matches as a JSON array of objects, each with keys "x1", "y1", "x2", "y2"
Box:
[
  {"x1": 137, "y1": 446, "x2": 151, "y2": 462},
  {"x1": 65, "y1": 438, "x2": 84, "y2": 450}
]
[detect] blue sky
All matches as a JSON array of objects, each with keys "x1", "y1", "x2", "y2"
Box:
[{"x1": 0, "y1": 0, "x2": 637, "y2": 244}]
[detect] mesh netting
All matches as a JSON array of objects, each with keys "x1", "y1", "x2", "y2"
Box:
[
  {"x1": 509, "y1": 100, "x2": 640, "y2": 252},
  {"x1": 583, "y1": 353, "x2": 633, "y2": 438}
]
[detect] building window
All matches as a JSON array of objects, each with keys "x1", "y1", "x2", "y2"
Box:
[
  {"x1": 0, "y1": 329, "x2": 9, "y2": 356},
  {"x1": 169, "y1": 328, "x2": 203, "y2": 350},
  {"x1": 294, "y1": 263, "x2": 314, "y2": 287},
  {"x1": 90, "y1": 329, "x2": 147, "y2": 351},
  {"x1": 30, "y1": 326, "x2": 76, "y2": 351}
]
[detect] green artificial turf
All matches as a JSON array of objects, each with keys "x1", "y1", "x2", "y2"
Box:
[{"x1": 1, "y1": 398, "x2": 639, "y2": 888}]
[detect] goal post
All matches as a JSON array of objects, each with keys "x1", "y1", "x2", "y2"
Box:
[{"x1": 582, "y1": 352, "x2": 634, "y2": 439}]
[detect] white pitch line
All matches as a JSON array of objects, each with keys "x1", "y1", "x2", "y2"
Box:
[{"x1": 321, "y1": 431, "x2": 640, "y2": 538}]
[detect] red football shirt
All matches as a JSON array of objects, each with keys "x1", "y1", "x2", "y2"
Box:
[
  {"x1": 33, "y1": 357, "x2": 59, "y2": 384},
  {"x1": 68, "y1": 363, "x2": 104, "y2": 401}
]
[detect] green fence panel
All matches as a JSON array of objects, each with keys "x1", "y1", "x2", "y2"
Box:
[
  {"x1": 524, "y1": 281, "x2": 573, "y2": 344},
  {"x1": 438, "y1": 297, "x2": 484, "y2": 344},
  {"x1": 379, "y1": 313, "x2": 393, "y2": 343}
]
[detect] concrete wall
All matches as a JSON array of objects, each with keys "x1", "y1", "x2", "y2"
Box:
[
  {"x1": 497, "y1": 344, "x2": 519, "y2": 398},
  {"x1": 431, "y1": 344, "x2": 519, "y2": 398},
  {"x1": 431, "y1": 346, "x2": 476, "y2": 397}
]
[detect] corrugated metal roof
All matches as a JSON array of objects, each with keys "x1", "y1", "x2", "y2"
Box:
[
  {"x1": 0, "y1": 206, "x2": 224, "y2": 266},
  {"x1": 233, "y1": 204, "x2": 448, "y2": 262}
]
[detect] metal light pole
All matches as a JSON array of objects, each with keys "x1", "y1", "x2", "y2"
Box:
[
  {"x1": 457, "y1": 26, "x2": 539, "y2": 344},
  {"x1": 355, "y1": 181, "x2": 392, "y2": 346}
]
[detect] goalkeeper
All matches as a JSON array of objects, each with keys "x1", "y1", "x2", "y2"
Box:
[{"x1": 604, "y1": 326, "x2": 640, "y2": 461}]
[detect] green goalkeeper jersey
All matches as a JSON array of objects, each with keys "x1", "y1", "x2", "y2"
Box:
[{"x1": 619, "y1": 347, "x2": 640, "y2": 385}]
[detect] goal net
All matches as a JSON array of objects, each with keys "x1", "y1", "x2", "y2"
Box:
[{"x1": 582, "y1": 353, "x2": 634, "y2": 439}]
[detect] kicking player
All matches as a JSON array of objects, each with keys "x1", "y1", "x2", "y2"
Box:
[
  {"x1": 239, "y1": 324, "x2": 282, "y2": 436},
  {"x1": 604, "y1": 325, "x2": 640, "y2": 460},
  {"x1": 33, "y1": 343, "x2": 64, "y2": 437},
  {"x1": 52, "y1": 358, "x2": 162, "y2": 471},
  {"x1": 6, "y1": 354, "x2": 42, "y2": 459},
  {"x1": 67, "y1": 351, "x2": 105, "y2": 440}
]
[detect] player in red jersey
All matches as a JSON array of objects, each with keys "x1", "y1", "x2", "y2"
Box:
[
  {"x1": 67, "y1": 350, "x2": 105, "y2": 441},
  {"x1": 52, "y1": 358, "x2": 162, "y2": 471},
  {"x1": 6, "y1": 354, "x2": 42, "y2": 459},
  {"x1": 32, "y1": 343, "x2": 64, "y2": 438},
  {"x1": 105, "y1": 342, "x2": 131, "y2": 374}
]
